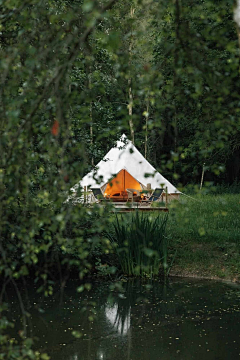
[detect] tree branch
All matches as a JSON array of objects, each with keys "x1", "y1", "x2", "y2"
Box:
[{"x1": 1, "y1": 0, "x2": 118, "y2": 179}]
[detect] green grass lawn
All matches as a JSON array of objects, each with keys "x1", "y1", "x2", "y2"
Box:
[{"x1": 167, "y1": 194, "x2": 240, "y2": 281}]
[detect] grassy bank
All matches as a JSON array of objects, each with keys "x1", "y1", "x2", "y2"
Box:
[{"x1": 167, "y1": 194, "x2": 240, "y2": 281}]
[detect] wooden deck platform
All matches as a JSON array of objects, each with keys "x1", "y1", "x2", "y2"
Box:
[
  {"x1": 113, "y1": 207, "x2": 169, "y2": 213},
  {"x1": 104, "y1": 201, "x2": 169, "y2": 212}
]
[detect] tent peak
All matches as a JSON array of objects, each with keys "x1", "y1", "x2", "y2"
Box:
[
  {"x1": 77, "y1": 133, "x2": 180, "y2": 194},
  {"x1": 116, "y1": 133, "x2": 131, "y2": 148},
  {"x1": 120, "y1": 133, "x2": 128, "y2": 141}
]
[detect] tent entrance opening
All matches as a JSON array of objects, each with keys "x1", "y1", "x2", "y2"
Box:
[{"x1": 104, "y1": 169, "x2": 142, "y2": 199}]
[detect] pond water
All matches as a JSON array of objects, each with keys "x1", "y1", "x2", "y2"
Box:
[{"x1": 8, "y1": 277, "x2": 240, "y2": 360}]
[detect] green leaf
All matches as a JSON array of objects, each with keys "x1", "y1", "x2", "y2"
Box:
[{"x1": 83, "y1": 0, "x2": 94, "y2": 12}]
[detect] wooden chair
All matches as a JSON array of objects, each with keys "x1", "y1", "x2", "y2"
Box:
[
  {"x1": 126, "y1": 188, "x2": 140, "y2": 202},
  {"x1": 91, "y1": 188, "x2": 104, "y2": 202},
  {"x1": 139, "y1": 188, "x2": 164, "y2": 207}
]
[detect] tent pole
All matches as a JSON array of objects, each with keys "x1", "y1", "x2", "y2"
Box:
[{"x1": 124, "y1": 169, "x2": 125, "y2": 191}]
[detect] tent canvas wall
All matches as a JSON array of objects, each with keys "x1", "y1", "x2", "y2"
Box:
[
  {"x1": 104, "y1": 169, "x2": 143, "y2": 196},
  {"x1": 72, "y1": 134, "x2": 181, "y2": 200}
]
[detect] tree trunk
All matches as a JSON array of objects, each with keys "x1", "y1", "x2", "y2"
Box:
[
  {"x1": 234, "y1": 1, "x2": 240, "y2": 49},
  {"x1": 145, "y1": 96, "x2": 149, "y2": 159},
  {"x1": 89, "y1": 69, "x2": 94, "y2": 166},
  {"x1": 90, "y1": 103, "x2": 94, "y2": 166},
  {"x1": 128, "y1": 6, "x2": 135, "y2": 145},
  {"x1": 128, "y1": 78, "x2": 134, "y2": 144}
]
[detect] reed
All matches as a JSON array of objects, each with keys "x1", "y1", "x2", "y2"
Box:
[{"x1": 106, "y1": 212, "x2": 168, "y2": 276}]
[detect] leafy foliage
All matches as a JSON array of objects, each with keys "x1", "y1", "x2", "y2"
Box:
[
  {"x1": 1, "y1": 0, "x2": 240, "y2": 358},
  {"x1": 152, "y1": 0, "x2": 240, "y2": 184}
]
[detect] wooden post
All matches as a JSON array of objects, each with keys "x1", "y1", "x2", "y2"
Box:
[
  {"x1": 200, "y1": 162, "x2": 205, "y2": 190},
  {"x1": 161, "y1": 187, "x2": 164, "y2": 203},
  {"x1": 165, "y1": 186, "x2": 168, "y2": 208},
  {"x1": 84, "y1": 186, "x2": 86, "y2": 204},
  {"x1": 147, "y1": 183, "x2": 151, "y2": 195}
]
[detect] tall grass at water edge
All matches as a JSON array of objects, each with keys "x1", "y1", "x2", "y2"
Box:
[{"x1": 105, "y1": 212, "x2": 168, "y2": 276}]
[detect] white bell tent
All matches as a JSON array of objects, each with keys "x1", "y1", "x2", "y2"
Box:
[{"x1": 71, "y1": 135, "x2": 180, "y2": 201}]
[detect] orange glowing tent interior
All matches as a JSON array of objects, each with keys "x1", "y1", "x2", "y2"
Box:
[{"x1": 104, "y1": 169, "x2": 142, "y2": 197}]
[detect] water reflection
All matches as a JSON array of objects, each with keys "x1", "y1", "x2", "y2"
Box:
[
  {"x1": 96, "y1": 348, "x2": 107, "y2": 360},
  {"x1": 8, "y1": 278, "x2": 240, "y2": 360},
  {"x1": 105, "y1": 304, "x2": 131, "y2": 335},
  {"x1": 69, "y1": 355, "x2": 79, "y2": 360}
]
